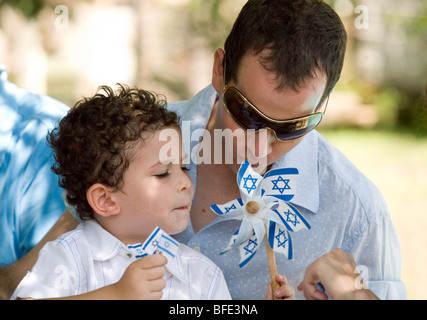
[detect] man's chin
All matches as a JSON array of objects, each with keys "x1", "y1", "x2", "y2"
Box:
[{"x1": 227, "y1": 159, "x2": 269, "y2": 175}]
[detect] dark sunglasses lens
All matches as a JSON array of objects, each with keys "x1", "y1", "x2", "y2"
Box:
[
  {"x1": 273, "y1": 114, "x2": 323, "y2": 140},
  {"x1": 224, "y1": 88, "x2": 265, "y2": 130},
  {"x1": 224, "y1": 87, "x2": 324, "y2": 141}
]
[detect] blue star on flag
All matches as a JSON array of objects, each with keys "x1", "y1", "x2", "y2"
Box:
[
  {"x1": 225, "y1": 204, "x2": 237, "y2": 213},
  {"x1": 275, "y1": 229, "x2": 288, "y2": 248},
  {"x1": 243, "y1": 239, "x2": 258, "y2": 255},
  {"x1": 271, "y1": 176, "x2": 291, "y2": 194},
  {"x1": 284, "y1": 209, "x2": 300, "y2": 227},
  {"x1": 243, "y1": 174, "x2": 258, "y2": 194}
]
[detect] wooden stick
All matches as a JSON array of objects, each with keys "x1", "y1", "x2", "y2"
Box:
[{"x1": 264, "y1": 233, "x2": 280, "y2": 300}]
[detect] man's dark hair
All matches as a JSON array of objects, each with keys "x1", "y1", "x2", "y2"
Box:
[
  {"x1": 48, "y1": 84, "x2": 179, "y2": 220},
  {"x1": 224, "y1": 0, "x2": 347, "y2": 104}
]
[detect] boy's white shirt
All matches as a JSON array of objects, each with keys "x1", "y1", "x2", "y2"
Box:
[{"x1": 11, "y1": 220, "x2": 231, "y2": 300}]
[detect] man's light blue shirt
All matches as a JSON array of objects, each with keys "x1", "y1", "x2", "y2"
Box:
[
  {"x1": 0, "y1": 65, "x2": 68, "y2": 266},
  {"x1": 169, "y1": 85, "x2": 406, "y2": 300}
]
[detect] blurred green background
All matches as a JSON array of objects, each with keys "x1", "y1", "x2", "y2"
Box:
[{"x1": 0, "y1": 0, "x2": 426, "y2": 299}]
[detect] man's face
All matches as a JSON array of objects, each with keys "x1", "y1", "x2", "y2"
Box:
[{"x1": 218, "y1": 52, "x2": 327, "y2": 175}]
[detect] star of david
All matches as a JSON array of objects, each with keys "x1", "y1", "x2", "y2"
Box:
[
  {"x1": 243, "y1": 174, "x2": 258, "y2": 194},
  {"x1": 271, "y1": 176, "x2": 291, "y2": 194},
  {"x1": 284, "y1": 210, "x2": 299, "y2": 227},
  {"x1": 152, "y1": 240, "x2": 159, "y2": 247},
  {"x1": 224, "y1": 204, "x2": 237, "y2": 213},
  {"x1": 243, "y1": 238, "x2": 258, "y2": 255},
  {"x1": 275, "y1": 229, "x2": 288, "y2": 248}
]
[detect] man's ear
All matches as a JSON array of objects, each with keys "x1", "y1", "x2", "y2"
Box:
[
  {"x1": 87, "y1": 183, "x2": 121, "y2": 217},
  {"x1": 212, "y1": 48, "x2": 226, "y2": 93}
]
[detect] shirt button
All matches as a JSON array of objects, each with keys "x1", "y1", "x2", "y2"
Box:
[
  {"x1": 126, "y1": 252, "x2": 132, "y2": 258},
  {"x1": 193, "y1": 246, "x2": 201, "y2": 252}
]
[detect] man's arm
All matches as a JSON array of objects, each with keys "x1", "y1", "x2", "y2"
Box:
[{"x1": 0, "y1": 210, "x2": 78, "y2": 300}]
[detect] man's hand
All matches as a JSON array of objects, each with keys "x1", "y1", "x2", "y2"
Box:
[{"x1": 297, "y1": 248, "x2": 379, "y2": 300}]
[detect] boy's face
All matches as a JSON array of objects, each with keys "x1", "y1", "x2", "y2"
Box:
[
  {"x1": 217, "y1": 52, "x2": 327, "y2": 175},
  {"x1": 111, "y1": 128, "x2": 193, "y2": 244}
]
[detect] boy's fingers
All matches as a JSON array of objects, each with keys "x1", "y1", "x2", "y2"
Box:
[
  {"x1": 144, "y1": 265, "x2": 165, "y2": 281},
  {"x1": 149, "y1": 278, "x2": 166, "y2": 292},
  {"x1": 275, "y1": 274, "x2": 287, "y2": 285},
  {"x1": 265, "y1": 283, "x2": 273, "y2": 300},
  {"x1": 138, "y1": 254, "x2": 167, "y2": 269}
]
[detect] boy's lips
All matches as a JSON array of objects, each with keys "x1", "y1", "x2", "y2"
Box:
[{"x1": 173, "y1": 204, "x2": 191, "y2": 211}]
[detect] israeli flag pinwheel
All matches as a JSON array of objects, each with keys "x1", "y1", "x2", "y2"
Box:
[{"x1": 210, "y1": 160, "x2": 311, "y2": 269}]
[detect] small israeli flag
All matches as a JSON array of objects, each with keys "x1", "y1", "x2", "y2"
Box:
[
  {"x1": 262, "y1": 168, "x2": 299, "y2": 202},
  {"x1": 128, "y1": 227, "x2": 184, "y2": 282},
  {"x1": 267, "y1": 221, "x2": 292, "y2": 259}
]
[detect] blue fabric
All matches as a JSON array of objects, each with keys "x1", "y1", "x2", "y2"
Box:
[
  {"x1": 0, "y1": 65, "x2": 68, "y2": 266},
  {"x1": 169, "y1": 85, "x2": 406, "y2": 300}
]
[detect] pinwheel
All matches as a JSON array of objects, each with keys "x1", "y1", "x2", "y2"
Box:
[{"x1": 210, "y1": 160, "x2": 311, "y2": 294}]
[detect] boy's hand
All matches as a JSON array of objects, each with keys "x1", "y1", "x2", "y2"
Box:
[
  {"x1": 265, "y1": 274, "x2": 295, "y2": 300},
  {"x1": 110, "y1": 253, "x2": 167, "y2": 300}
]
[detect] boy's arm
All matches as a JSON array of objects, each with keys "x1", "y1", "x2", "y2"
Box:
[
  {"x1": 17, "y1": 254, "x2": 167, "y2": 300},
  {"x1": 0, "y1": 210, "x2": 78, "y2": 300}
]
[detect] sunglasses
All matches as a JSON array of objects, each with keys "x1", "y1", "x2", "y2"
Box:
[{"x1": 222, "y1": 85, "x2": 329, "y2": 141}]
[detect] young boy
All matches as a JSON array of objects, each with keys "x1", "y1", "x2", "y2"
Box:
[{"x1": 11, "y1": 84, "x2": 292, "y2": 300}]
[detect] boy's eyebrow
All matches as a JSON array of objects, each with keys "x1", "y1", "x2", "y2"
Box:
[
  {"x1": 150, "y1": 160, "x2": 166, "y2": 169},
  {"x1": 152, "y1": 155, "x2": 188, "y2": 168}
]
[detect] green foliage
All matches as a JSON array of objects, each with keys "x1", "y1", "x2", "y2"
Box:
[
  {"x1": 0, "y1": 0, "x2": 46, "y2": 19},
  {"x1": 186, "y1": 0, "x2": 246, "y2": 50}
]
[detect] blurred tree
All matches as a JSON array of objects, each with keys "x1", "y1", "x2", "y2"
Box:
[
  {"x1": 0, "y1": 0, "x2": 47, "y2": 19},
  {"x1": 186, "y1": 0, "x2": 246, "y2": 50}
]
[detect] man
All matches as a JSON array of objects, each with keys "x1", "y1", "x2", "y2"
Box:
[
  {"x1": 1, "y1": 0, "x2": 406, "y2": 300},
  {"x1": 168, "y1": 0, "x2": 405, "y2": 299},
  {"x1": 0, "y1": 64, "x2": 69, "y2": 298}
]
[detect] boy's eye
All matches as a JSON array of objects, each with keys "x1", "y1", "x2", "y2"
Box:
[
  {"x1": 155, "y1": 171, "x2": 170, "y2": 178},
  {"x1": 181, "y1": 165, "x2": 190, "y2": 172}
]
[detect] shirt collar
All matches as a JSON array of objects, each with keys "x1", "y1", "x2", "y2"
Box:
[
  {"x1": 272, "y1": 130, "x2": 320, "y2": 214},
  {"x1": 81, "y1": 220, "x2": 125, "y2": 261}
]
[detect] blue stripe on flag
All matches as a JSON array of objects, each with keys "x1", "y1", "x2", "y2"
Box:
[
  {"x1": 128, "y1": 244, "x2": 142, "y2": 249},
  {"x1": 270, "y1": 194, "x2": 294, "y2": 202},
  {"x1": 237, "y1": 160, "x2": 250, "y2": 185},
  {"x1": 288, "y1": 230, "x2": 293, "y2": 259},
  {"x1": 268, "y1": 221, "x2": 276, "y2": 248},
  {"x1": 210, "y1": 204, "x2": 223, "y2": 215},
  {"x1": 158, "y1": 245, "x2": 175, "y2": 258},
  {"x1": 239, "y1": 250, "x2": 257, "y2": 268},
  {"x1": 263, "y1": 167, "x2": 299, "y2": 179},
  {"x1": 161, "y1": 234, "x2": 179, "y2": 247}
]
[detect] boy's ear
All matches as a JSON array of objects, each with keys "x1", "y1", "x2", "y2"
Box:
[
  {"x1": 87, "y1": 183, "x2": 121, "y2": 217},
  {"x1": 212, "y1": 48, "x2": 226, "y2": 93}
]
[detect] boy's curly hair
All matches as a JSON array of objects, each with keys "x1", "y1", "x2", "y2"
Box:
[{"x1": 48, "y1": 84, "x2": 179, "y2": 220}]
